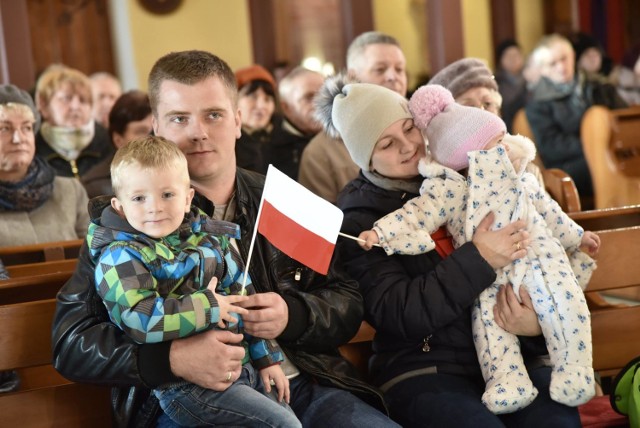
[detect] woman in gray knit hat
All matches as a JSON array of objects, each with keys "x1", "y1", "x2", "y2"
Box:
[
  {"x1": 0, "y1": 83, "x2": 90, "y2": 394},
  {"x1": 0, "y1": 83, "x2": 89, "y2": 246},
  {"x1": 429, "y1": 57, "x2": 547, "y2": 189},
  {"x1": 319, "y1": 73, "x2": 581, "y2": 427}
]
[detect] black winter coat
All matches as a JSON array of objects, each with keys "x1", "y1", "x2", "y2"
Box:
[
  {"x1": 525, "y1": 72, "x2": 627, "y2": 197},
  {"x1": 52, "y1": 168, "x2": 383, "y2": 427},
  {"x1": 336, "y1": 174, "x2": 546, "y2": 388}
]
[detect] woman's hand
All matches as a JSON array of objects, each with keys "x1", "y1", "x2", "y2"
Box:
[
  {"x1": 493, "y1": 284, "x2": 542, "y2": 336},
  {"x1": 472, "y1": 212, "x2": 530, "y2": 269}
]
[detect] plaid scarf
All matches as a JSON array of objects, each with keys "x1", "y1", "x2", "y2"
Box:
[{"x1": 0, "y1": 156, "x2": 55, "y2": 212}]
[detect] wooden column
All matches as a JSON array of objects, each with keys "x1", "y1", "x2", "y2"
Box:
[
  {"x1": 427, "y1": 0, "x2": 464, "y2": 73},
  {"x1": 490, "y1": 0, "x2": 515, "y2": 62},
  {"x1": 248, "y1": 0, "x2": 277, "y2": 69},
  {"x1": 340, "y1": 0, "x2": 374, "y2": 49},
  {"x1": 0, "y1": 0, "x2": 35, "y2": 89}
]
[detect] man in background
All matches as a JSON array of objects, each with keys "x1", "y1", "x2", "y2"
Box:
[
  {"x1": 298, "y1": 31, "x2": 407, "y2": 203},
  {"x1": 266, "y1": 66, "x2": 324, "y2": 180},
  {"x1": 90, "y1": 71, "x2": 122, "y2": 128}
]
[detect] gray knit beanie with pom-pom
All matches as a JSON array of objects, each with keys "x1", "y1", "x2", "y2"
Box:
[{"x1": 314, "y1": 73, "x2": 412, "y2": 170}]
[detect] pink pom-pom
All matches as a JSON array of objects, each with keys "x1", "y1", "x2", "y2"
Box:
[{"x1": 408, "y1": 84, "x2": 455, "y2": 129}]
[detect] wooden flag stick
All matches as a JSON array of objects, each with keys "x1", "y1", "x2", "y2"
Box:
[{"x1": 338, "y1": 232, "x2": 382, "y2": 247}]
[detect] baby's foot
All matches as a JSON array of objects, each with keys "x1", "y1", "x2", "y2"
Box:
[
  {"x1": 549, "y1": 365, "x2": 596, "y2": 406},
  {"x1": 482, "y1": 370, "x2": 538, "y2": 414}
]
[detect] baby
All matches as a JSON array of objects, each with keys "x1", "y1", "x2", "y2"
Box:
[
  {"x1": 88, "y1": 136, "x2": 300, "y2": 427},
  {"x1": 359, "y1": 85, "x2": 599, "y2": 414}
]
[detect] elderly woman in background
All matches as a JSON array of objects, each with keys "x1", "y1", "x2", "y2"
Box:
[
  {"x1": 525, "y1": 34, "x2": 627, "y2": 201},
  {"x1": 234, "y1": 64, "x2": 278, "y2": 173},
  {"x1": 0, "y1": 84, "x2": 89, "y2": 246},
  {"x1": 429, "y1": 57, "x2": 545, "y2": 187},
  {"x1": 81, "y1": 90, "x2": 152, "y2": 198},
  {"x1": 34, "y1": 65, "x2": 113, "y2": 179}
]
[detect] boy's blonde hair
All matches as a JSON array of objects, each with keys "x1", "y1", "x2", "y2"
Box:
[
  {"x1": 111, "y1": 135, "x2": 190, "y2": 197},
  {"x1": 35, "y1": 65, "x2": 92, "y2": 110}
]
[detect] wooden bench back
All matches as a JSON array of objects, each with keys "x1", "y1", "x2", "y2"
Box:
[
  {"x1": 581, "y1": 106, "x2": 640, "y2": 209},
  {"x1": 543, "y1": 168, "x2": 582, "y2": 213},
  {"x1": 0, "y1": 239, "x2": 83, "y2": 266},
  {"x1": 609, "y1": 106, "x2": 640, "y2": 177},
  {"x1": 513, "y1": 108, "x2": 545, "y2": 170},
  {"x1": 0, "y1": 298, "x2": 112, "y2": 426},
  {"x1": 570, "y1": 204, "x2": 640, "y2": 231},
  {"x1": 6, "y1": 258, "x2": 78, "y2": 278},
  {"x1": 585, "y1": 226, "x2": 640, "y2": 377},
  {"x1": 0, "y1": 299, "x2": 57, "y2": 370},
  {"x1": 0, "y1": 271, "x2": 71, "y2": 305}
]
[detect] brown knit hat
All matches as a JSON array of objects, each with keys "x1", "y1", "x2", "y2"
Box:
[
  {"x1": 235, "y1": 65, "x2": 276, "y2": 92},
  {"x1": 428, "y1": 58, "x2": 498, "y2": 99}
]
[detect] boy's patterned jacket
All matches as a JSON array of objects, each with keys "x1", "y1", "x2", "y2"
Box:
[{"x1": 87, "y1": 205, "x2": 282, "y2": 369}]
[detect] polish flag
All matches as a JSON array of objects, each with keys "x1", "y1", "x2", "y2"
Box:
[{"x1": 256, "y1": 165, "x2": 344, "y2": 275}]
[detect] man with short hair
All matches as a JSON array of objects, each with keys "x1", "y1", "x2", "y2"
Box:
[
  {"x1": 265, "y1": 66, "x2": 324, "y2": 180},
  {"x1": 299, "y1": 31, "x2": 407, "y2": 203},
  {"x1": 90, "y1": 72, "x2": 122, "y2": 128},
  {"x1": 52, "y1": 50, "x2": 396, "y2": 427}
]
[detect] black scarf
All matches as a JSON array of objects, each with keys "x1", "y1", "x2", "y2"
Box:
[
  {"x1": 362, "y1": 169, "x2": 423, "y2": 194},
  {"x1": 0, "y1": 156, "x2": 55, "y2": 212}
]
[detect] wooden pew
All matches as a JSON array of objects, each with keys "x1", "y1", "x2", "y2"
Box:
[
  {"x1": 543, "y1": 168, "x2": 582, "y2": 213},
  {"x1": 581, "y1": 106, "x2": 640, "y2": 209},
  {"x1": 0, "y1": 271, "x2": 72, "y2": 305},
  {"x1": 0, "y1": 299, "x2": 112, "y2": 427},
  {"x1": 6, "y1": 258, "x2": 78, "y2": 278},
  {"x1": 584, "y1": 226, "x2": 640, "y2": 377},
  {"x1": 0, "y1": 239, "x2": 83, "y2": 266},
  {"x1": 570, "y1": 204, "x2": 640, "y2": 231}
]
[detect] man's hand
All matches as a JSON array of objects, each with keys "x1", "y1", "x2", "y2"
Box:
[
  {"x1": 169, "y1": 329, "x2": 244, "y2": 391},
  {"x1": 472, "y1": 212, "x2": 530, "y2": 269},
  {"x1": 493, "y1": 284, "x2": 542, "y2": 336},
  {"x1": 236, "y1": 293, "x2": 288, "y2": 339}
]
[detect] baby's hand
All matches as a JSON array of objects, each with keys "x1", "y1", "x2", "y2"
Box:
[
  {"x1": 208, "y1": 278, "x2": 249, "y2": 328},
  {"x1": 358, "y1": 230, "x2": 380, "y2": 251},
  {"x1": 260, "y1": 364, "x2": 290, "y2": 403},
  {"x1": 580, "y1": 231, "x2": 601, "y2": 257}
]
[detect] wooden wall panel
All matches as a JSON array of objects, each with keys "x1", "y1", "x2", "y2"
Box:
[{"x1": 26, "y1": 0, "x2": 114, "y2": 77}]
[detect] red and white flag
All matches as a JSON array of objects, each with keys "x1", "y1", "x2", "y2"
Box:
[{"x1": 254, "y1": 165, "x2": 344, "y2": 275}]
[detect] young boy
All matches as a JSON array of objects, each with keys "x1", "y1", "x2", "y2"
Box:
[
  {"x1": 88, "y1": 136, "x2": 301, "y2": 427},
  {"x1": 359, "y1": 84, "x2": 600, "y2": 414}
]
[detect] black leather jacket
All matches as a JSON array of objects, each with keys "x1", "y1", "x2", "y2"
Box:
[{"x1": 52, "y1": 168, "x2": 384, "y2": 427}]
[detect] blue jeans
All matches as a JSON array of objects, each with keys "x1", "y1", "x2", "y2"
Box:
[
  {"x1": 288, "y1": 373, "x2": 400, "y2": 428},
  {"x1": 384, "y1": 366, "x2": 581, "y2": 428},
  {"x1": 154, "y1": 363, "x2": 300, "y2": 427}
]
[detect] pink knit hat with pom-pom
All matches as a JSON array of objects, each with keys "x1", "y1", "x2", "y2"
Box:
[{"x1": 409, "y1": 84, "x2": 506, "y2": 171}]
